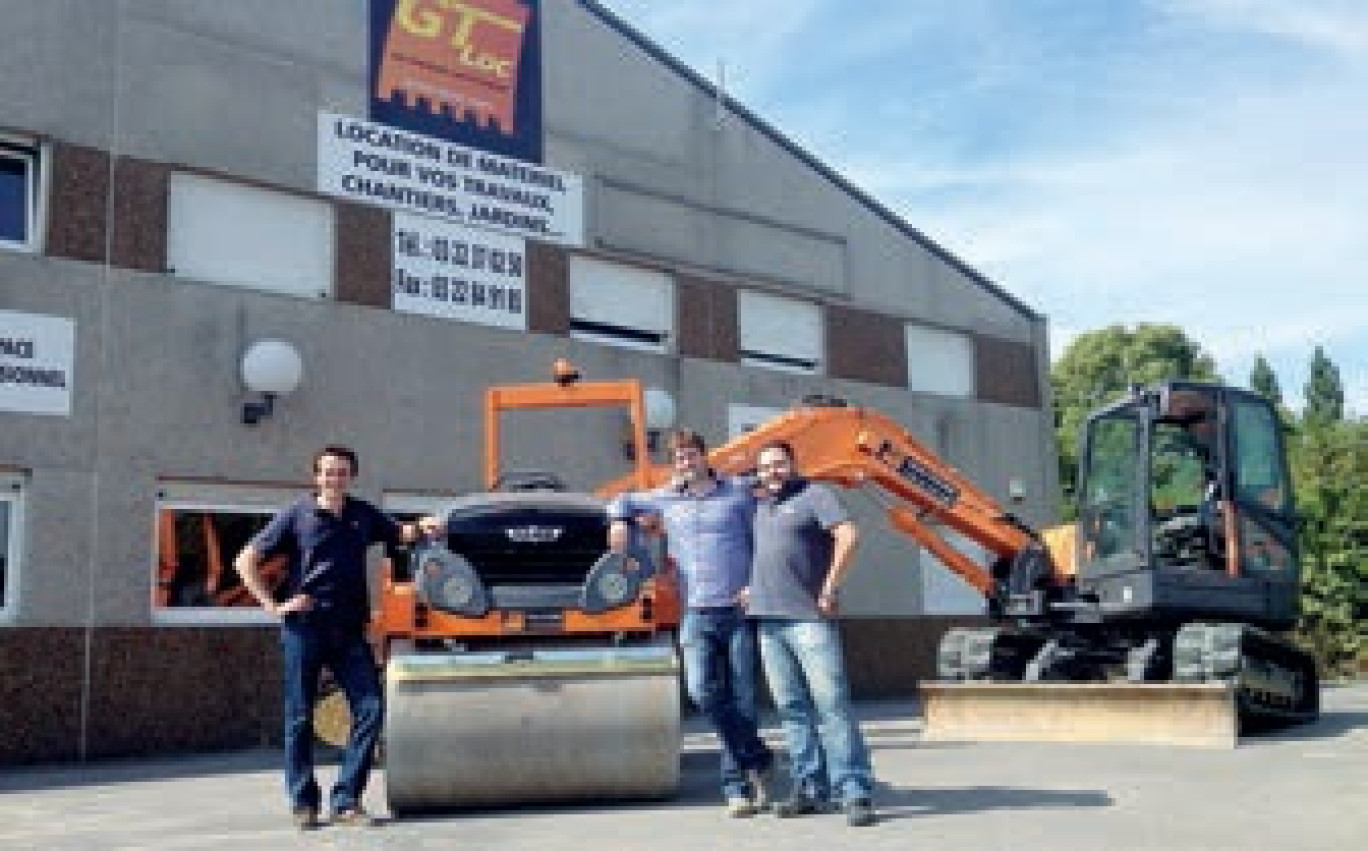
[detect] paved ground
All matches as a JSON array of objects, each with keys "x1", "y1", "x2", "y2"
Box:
[{"x1": 2, "y1": 683, "x2": 1365, "y2": 850}]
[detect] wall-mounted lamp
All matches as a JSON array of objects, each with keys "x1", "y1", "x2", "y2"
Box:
[
  {"x1": 624, "y1": 387, "x2": 678, "y2": 460},
  {"x1": 240, "y1": 340, "x2": 303, "y2": 426}
]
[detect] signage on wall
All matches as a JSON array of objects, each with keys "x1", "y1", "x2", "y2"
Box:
[
  {"x1": 0, "y1": 310, "x2": 75, "y2": 417},
  {"x1": 318, "y1": 112, "x2": 583, "y2": 247},
  {"x1": 392, "y1": 212, "x2": 528, "y2": 330},
  {"x1": 369, "y1": 0, "x2": 543, "y2": 164}
]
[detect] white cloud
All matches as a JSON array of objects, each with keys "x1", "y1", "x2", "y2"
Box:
[
  {"x1": 1170, "y1": 0, "x2": 1368, "y2": 56},
  {"x1": 599, "y1": 0, "x2": 1368, "y2": 409}
]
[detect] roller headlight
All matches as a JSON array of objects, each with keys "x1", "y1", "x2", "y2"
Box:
[
  {"x1": 414, "y1": 544, "x2": 489, "y2": 617},
  {"x1": 581, "y1": 550, "x2": 650, "y2": 613}
]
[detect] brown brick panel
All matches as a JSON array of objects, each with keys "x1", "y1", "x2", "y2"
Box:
[
  {"x1": 837, "y1": 615, "x2": 988, "y2": 699},
  {"x1": 45, "y1": 142, "x2": 111, "y2": 264},
  {"x1": 334, "y1": 202, "x2": 392, "y2": 308},
  {"x1": 825, "y1": 305, "x2": 907, "y2": 387},
  {"x1": 676, "y1": 275, "x2": 738, "y2": 362},
  {"x1": 526, "y1": 241, "x2": 569, "y2": 334},
  {"x1": 0, "y1": 628, "x2": 85, "y2": 765},
  {"x1": 84, "y1": 627, "x2": 282, "y2": 760},
  {"x1": 974, "y1": 335, "x2": 1042, "y2": 408},
  {"x1": 110, "y1": 157, "x2": 169, "y2": 273}
]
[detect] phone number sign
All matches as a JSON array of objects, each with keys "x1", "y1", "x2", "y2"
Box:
[{"x1": 392, "y1": 213, "x2": 527, "y2": 330}]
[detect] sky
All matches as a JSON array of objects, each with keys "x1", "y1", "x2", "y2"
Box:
[{"x1": 597, "y1": 0, "x2": 1367, "y2": 415}]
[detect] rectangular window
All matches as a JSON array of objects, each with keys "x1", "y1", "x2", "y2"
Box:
[
  {"x1": 727, "y1": 403, "x2": 784, "y2": 439},
  {"x1": 569, "y1": 256, "x2": 673, "y2": 352},
  {"x1": 0, "y1": 140, "x2": 40, "y2": 252},
  {"x1": 0, "y1": 473, "x2": 24, "y2": 617},
  {"x1": 738, "y1": 291, "x2": 822, "y2": 374},
  {"x1": 152, "y1": 483, "x2": 303, "y2": 624},
  {"x1": 905, "y1": 324, "x2": 974, "y2": 397},
  {"x1": 166, "y1": 172, "x2": 334, "y2": 299}
]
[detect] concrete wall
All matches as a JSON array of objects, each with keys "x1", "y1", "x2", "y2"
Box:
[{"x1": 0, "y1": 0, "x2": 1054, "y2": 763}]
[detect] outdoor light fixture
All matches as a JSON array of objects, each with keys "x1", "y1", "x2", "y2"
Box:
[
  {"x1": 240, "y1": 340, "x2": 303, "y2": 425},
  {"x1": 624, "y1": 387, "x2": 677, "y2": 460}
]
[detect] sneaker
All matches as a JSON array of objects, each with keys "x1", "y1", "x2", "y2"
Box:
[
  {"x1": 291, "y1": 806, "x2": 321, "y2": 831},
  {"x1": 843, "y1": 797, "x2": 877, "y2": 827},
  {"x1": 331, "y1": 806, "x2": 377, "y2": 827},
  {"x1": 726, "y1": 796, "x2": 759, "y2": 818},
  {"x1": 745, "y1": 764, "x2": 776, "y2": 811},
  {"x1": 773, "y1": 792, "x2": 828, "y2": 818}
]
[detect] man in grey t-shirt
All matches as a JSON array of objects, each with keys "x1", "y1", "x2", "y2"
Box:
[{"x1": 743, "y1": 440, "x2": 877, "y2": 827}]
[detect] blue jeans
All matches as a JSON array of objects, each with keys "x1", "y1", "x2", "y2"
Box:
[
  {"x1": 679, "y1": 606, "x2": 773, "y2": 799},
  {"x1": 280, "y1": 618, "x2": 383, "y2": 813},
  {"x1": 757, "y1": 618, "x2": 873, "y2": 803}
]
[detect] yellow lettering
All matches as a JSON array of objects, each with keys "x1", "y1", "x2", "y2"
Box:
[
  {"x1": 396, "y1": 0, "x2": 442, "y2": 38},
  {"x1": 441, "y1": 1, "x2": 523, "y2": 51}
]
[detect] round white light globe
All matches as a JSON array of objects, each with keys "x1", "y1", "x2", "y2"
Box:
[{"x1": 240, "y1": 340, "x2": 303, "y2": 395}]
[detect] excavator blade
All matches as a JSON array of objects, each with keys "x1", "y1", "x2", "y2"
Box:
[
  {"x1": 920, "y1": 682, "x2": 1238, "y2": 748},
  {"x1": 383, "y1": 643, "x2": 681, "y2": 814}
]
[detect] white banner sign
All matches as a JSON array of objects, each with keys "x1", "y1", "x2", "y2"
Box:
[
  {"x1": 392, "y1": 213, "x2": 528, "y2": 330},
  {"x1": 0, "y1": 310, "x2": 75, "y2": 417},
  {"x1": 318, "y1": 112, "x2": 584, "y2": 247}
]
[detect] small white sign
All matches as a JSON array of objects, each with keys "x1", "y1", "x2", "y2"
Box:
[
  {"x1": 318, "y1": 112, "x2": 584, "y2": 247},
  {"x1": 0, "y1": 310, "x2": 75, "y2": 417},
  {"x1": 392, "y1": 213, "x2": 528, "y2": 330}
]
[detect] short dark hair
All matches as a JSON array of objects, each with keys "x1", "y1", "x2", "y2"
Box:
[
  {"x1": 756, "y1": 440, "x2": 795, "y2": 461},
  {"x1": 666, "y1": 428, "x2": 707, "y2": 454},
  {"x1": 313, "y1": 444, "x2": 359, "y2": 476}
]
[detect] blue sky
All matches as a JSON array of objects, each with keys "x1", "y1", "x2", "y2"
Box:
[{"x1": 598, "y1": 0, "x2": 1367, "y2": 415}]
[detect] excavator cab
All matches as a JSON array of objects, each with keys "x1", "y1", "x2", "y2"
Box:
[{"x1": 1075, "y1": 382, "x2": 1300, "y2": 629}]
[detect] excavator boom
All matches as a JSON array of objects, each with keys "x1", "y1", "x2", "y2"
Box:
[{"x1": 601, "y1": 401, "x2": 1071, "y2": 603}]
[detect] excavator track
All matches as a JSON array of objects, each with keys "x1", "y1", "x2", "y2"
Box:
[
  {"x1": 1172, "y1": 622, "x2": 1319, "y2": 727},
  {"x1": 926, "y1": 622, "x2": 1318, "y2": 746}
]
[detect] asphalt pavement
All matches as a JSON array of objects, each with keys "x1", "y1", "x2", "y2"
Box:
[{"x1": 1, "y1": 683, "x2": 1364, "y2": 850}]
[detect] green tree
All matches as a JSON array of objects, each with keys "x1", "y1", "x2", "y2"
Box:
[
  {"x1": 1290, "y1": 415, "x2": 1367, "y2": 674},
  {"x1": 1051, "y1": 324, "x2": 1219, "y2": 515},
  {"x1": 1249, "y1": 354, "x2": 1282, "y2": 405},
  {"x1": 1303, "y1": 345, "x2": 1344, "y2": 424}
]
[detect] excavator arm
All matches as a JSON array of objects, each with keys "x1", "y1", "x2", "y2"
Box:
[{"x1": 600, "y1": 401, "x2": 1070, "y2": 604}]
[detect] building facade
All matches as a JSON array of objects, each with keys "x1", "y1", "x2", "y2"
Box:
[{"x1": 0, "y1": 0, "x2": 1057, "y2": 764}]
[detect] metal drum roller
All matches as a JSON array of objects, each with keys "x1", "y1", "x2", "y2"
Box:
[{"x1": 384, "y1": 642, "x2": 680, "y2": 813}]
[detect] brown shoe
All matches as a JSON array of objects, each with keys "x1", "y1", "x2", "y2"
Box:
[
  {"x1": 291, "y1": 806, "x2": 321, "y2": 831},
  {"x1": 331, "y1": 806, "x2": 377, "y2": 827}
]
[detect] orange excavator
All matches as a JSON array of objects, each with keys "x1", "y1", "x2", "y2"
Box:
[{"x1": 650, "y1": 386, "x2": 1316, "y2": 747}]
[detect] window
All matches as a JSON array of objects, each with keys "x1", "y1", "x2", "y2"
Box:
[
  {"x1": 0, "y1": 473, "x2": 24, "y2": 615},
  {"x1": 905, "y1": 324, "x2": 973, "y2": 397},
  {"x1": 569, "y1": 256, "x2": 673, "y2": 352},
  {"x1": 0, "y1": 139, "x2": 41, "y2": 252},
  {"x1": 738, "y1": 291, "x2": 822, "y2": 374},
  {"x1": 152, "y1": 483, "x2": 303, "y2": 624},
  {"x1": 727, "y1": 403, "x2": 783, "y2": 439},
  {"x1": 166, "y1": 172, "x2": 334, "y2": 298},
  {"x1": 1079, "y1": 411, "x2": 1142, "y2": 562}
]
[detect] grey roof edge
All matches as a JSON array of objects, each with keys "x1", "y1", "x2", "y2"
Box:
[{"x1": 577, "y1": 0, "x2": 1042, "y2": 323}]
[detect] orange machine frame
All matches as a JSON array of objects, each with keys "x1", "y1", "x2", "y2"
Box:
[{"x1": 372, "y1": 360, "x2": 680, "y2": 650}]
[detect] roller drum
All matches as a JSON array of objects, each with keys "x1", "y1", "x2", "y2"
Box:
[{"x1": 384, "y1": 644, "x2": 680, "y2": 813}]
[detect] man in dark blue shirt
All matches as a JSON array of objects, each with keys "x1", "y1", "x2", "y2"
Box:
[{"x1": 235, "y1": 445, "x2": 439, "y2": 830}]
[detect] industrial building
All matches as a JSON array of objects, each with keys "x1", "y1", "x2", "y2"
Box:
[{"x1": 0, "y1": 0, "x2": 1055, "y2": 764}]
